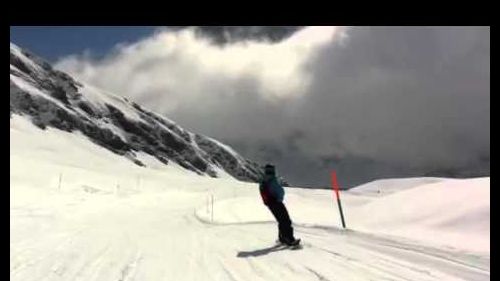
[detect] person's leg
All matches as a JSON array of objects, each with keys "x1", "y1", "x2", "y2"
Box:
[
  {"x1": 274, "y1": 202, "x2": 295, "y2": 242},
  {"x1": 266, "y1": 202, "x2": 284, "y2": 241}
]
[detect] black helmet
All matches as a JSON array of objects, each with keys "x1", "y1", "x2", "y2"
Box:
[{"x1": 264, "y1": 164, "x2": 276, "y2": 175}]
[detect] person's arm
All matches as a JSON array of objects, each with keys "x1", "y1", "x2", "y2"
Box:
[{"x1": 270, "y1": 178, "x2": 285, "y2": 202}]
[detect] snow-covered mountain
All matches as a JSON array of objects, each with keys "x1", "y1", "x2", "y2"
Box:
[{"x1": 10, "y1": 43, "x2": 264, "y2": 182}]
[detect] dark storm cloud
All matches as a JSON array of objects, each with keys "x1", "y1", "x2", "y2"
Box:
[
  {"x1": 295, "y1": 27, "x2": 490, "y2": 183},
  {"x1": 168, "y1": 26, "x2": 304, "y2": 45},
  {"x1": 266, "y1": 27, "x2": 488, "y2": 186}
]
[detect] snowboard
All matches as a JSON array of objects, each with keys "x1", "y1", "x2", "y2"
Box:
[{"x1": 275, "y1": 238, "x2": 302, "y2": 250}]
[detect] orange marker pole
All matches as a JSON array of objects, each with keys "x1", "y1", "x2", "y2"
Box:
[{"x1": 331, "y1": 171, "x2": 346, "y2": 229}]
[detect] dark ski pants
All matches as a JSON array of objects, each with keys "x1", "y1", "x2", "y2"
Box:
[{"x1": 266, "y1": 201, "x2": 295, "y2": 241}]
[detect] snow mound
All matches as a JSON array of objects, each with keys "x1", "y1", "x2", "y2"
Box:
[
  {"x1": 351, "y1": 177, "x2": 490, "y2": 252},
  {"x1": 349, "y1": 177, "x2": 447, "y2": 197}
]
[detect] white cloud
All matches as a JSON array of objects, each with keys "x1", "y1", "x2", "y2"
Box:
[{"x1": 57, "y1": 26, "x2": 343, "y2": 105}]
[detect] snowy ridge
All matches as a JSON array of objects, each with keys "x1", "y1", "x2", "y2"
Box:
[{"x1": 10, "y1": 43, "x2": 263, "y2": 182}]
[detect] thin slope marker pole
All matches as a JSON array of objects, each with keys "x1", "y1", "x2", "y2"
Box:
[
  {"x1": 207, "y1": 195, "x2": 209, "y2": 214},
  {"x1": 58, "y1": 173, "x2": 62, "y2": 191},
  {"x1": 331, "y1": 171, "x2": 346, "y2": 229},
  {"x1": 211, "y1": 194, "x2": 214, "y2": 223}
]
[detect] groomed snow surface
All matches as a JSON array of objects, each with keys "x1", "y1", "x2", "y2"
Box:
[{"x1": 11, "y1": 114, "x2": 490, "y2": 280}]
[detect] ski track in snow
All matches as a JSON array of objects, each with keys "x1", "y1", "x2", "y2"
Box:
[{"x1": 11, "y1": 186, "x2": 489, "y2": 281}]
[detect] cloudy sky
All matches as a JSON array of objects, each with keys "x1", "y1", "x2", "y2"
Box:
[{"x1": 11, "y1": 26, "x2": 490, "y2": 187}]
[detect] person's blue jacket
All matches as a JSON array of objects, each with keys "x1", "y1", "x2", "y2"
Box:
[{"x1": 259, "y1": 174, "x2": 284, "y2": 204}]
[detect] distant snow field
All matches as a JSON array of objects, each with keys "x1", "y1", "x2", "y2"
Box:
[{"x1": 11, "y1": 114, "x2": 490, "y2": 280}]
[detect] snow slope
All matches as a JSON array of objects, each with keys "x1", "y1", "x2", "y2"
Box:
[
  {"x1": 11, "y1": 114, "x2": 490, "y2": 281},
  {"x1": 196, "y1": 178, "x2": 490, "y2": 253}
]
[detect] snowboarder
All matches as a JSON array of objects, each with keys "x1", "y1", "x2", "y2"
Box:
[{"x1": 259, "y1": 164, "x2": 300, "y2": 246}]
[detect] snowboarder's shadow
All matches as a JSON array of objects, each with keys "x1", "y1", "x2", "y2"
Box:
[{"x1": 237, "y1": 244, "x2": 289, "y2": 258}]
